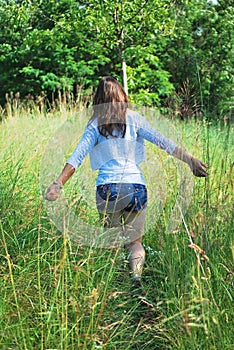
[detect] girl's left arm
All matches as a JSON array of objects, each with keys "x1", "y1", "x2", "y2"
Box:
[
  {"x1": 137, "y1": 115, "x2": 208, "y2": 178},
  {"x1": 172, "y1": 146, "x2": 208, "y2": 177}
]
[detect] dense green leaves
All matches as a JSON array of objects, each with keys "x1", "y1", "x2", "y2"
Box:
[
  {"x1": 0, "y1": 0, "x2": 233, "y2": 118},
  {"x1": 163, "y1": 0, "x2": 234, "y2": 118}
]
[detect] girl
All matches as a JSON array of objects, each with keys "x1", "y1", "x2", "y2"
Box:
[{"x1": 45, "y1": 76, "x2": 208, "y2": 293}]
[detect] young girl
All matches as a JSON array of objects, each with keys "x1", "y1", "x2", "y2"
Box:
[{"x1": 45, "y1": 76, "x2": 208, "y2": 292}]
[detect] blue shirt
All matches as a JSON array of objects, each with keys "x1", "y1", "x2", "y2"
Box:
[{"x1": 67, "y1": 109, "x2": 177, "y2": 186}]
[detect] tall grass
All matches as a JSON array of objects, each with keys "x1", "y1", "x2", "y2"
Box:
[{"x1": 0, "y1": 110, "x2": 233, "y2": 349}]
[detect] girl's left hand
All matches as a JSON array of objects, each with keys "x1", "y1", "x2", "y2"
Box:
[{"x1": 189, "y1": 157, "x2": 208, "y2": 177}]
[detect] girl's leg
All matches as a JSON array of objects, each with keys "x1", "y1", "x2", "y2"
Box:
[
  {"x1": 126, "y1": 239, "x2": 145, "y2": 279},
  {"x1": 99, "y1": 211, "x2": 124, "y2": 247},
  {"x1": 123, "y1": 209, "x2": 146, "y2": 279},
  {"x1": 99, "y1": 211, "x2": 122, "y2": 228}
]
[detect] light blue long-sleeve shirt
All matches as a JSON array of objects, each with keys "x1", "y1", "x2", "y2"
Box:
[{"x1": 67, "y1": 109, "x2": 177, "y2": 186}]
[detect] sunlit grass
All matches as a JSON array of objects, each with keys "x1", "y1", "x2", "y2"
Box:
[{"x1": 0, "y1": 110, "x2": 233, "y2": 349}]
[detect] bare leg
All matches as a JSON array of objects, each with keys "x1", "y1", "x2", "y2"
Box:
[
  {"x1": 99, "y1": 208, "x2": 146, "y2": 282},
  {"x1": 98, "y1": 211, "x2": 124, "y2": 247},
  {"x1": 125, "y1": 239, "x2": 145, "y2": 278},
  {"x1": 123, "y1": 209, "x2": 146, "y2": 278}
]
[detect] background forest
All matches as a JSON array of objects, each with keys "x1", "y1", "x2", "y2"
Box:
[{"x1": 0, "y1": 0, "x2": 233, "y2": 119}]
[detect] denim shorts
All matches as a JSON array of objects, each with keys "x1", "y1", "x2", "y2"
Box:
[{"x1": 96, "y1": 183, "x2": 147, "y2": 213}]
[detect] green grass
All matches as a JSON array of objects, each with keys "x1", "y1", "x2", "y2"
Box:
[{"x1": 0, "y1": 111, "x2": 233, "y2": 349}]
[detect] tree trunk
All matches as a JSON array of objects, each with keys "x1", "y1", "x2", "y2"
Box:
[{"x1": 122, "y1": 58, "x2": 128, "y2": 95}]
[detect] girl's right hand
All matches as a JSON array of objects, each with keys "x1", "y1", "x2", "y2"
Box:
[{"x1": 45, "y1": 182, "x2": 62, "y2": 201}]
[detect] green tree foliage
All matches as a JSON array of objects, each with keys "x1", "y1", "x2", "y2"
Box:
[
  {"x1": 79, "y1": 0, "x2": 176, "y2": 105},
  {"x1": 0, "y1": 0, "x2": 176, "y2": 106},
  {"x1": 0, "y1": 0, "x2": 233, "y2": 118},
  {"x1": 163, "y1": 0, "x2": 234, "y2": 118}
]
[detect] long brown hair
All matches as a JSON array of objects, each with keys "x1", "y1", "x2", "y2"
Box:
[{"x1": 90, "y1": 76, "x2": 128, "y2": 138}]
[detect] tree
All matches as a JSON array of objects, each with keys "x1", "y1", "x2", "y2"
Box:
[
  {"x1": 0, "y1": 0, "x2": 233, "y2": 118},
  {"x1": 79, "y1": 0, "x2": 177, "y2": 104},
  {"x1": 0, "y1": 0, "x2": 177, "y2": 107},
  {"x1": 0, "y1": 0, "x2": 109, "y2": 104},
  {"x1": 163, "y1": 0, "x2": 234, "y2": 119}
]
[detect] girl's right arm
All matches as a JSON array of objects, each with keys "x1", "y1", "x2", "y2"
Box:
[{"x1": 45, "y1": 123, "x2": 98, "y2": 201}]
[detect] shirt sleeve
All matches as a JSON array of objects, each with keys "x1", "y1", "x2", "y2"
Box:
[
  {"x1": 66, "y1": 123, "x2": 98, "y2": 169},
  {"x1": 137, "y1": 114, "x2": 177, "y2": 155}
]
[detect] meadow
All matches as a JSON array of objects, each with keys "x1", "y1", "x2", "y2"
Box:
[{"x1": 0, "y1": 106, "x2": 233, "y2": 350}]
